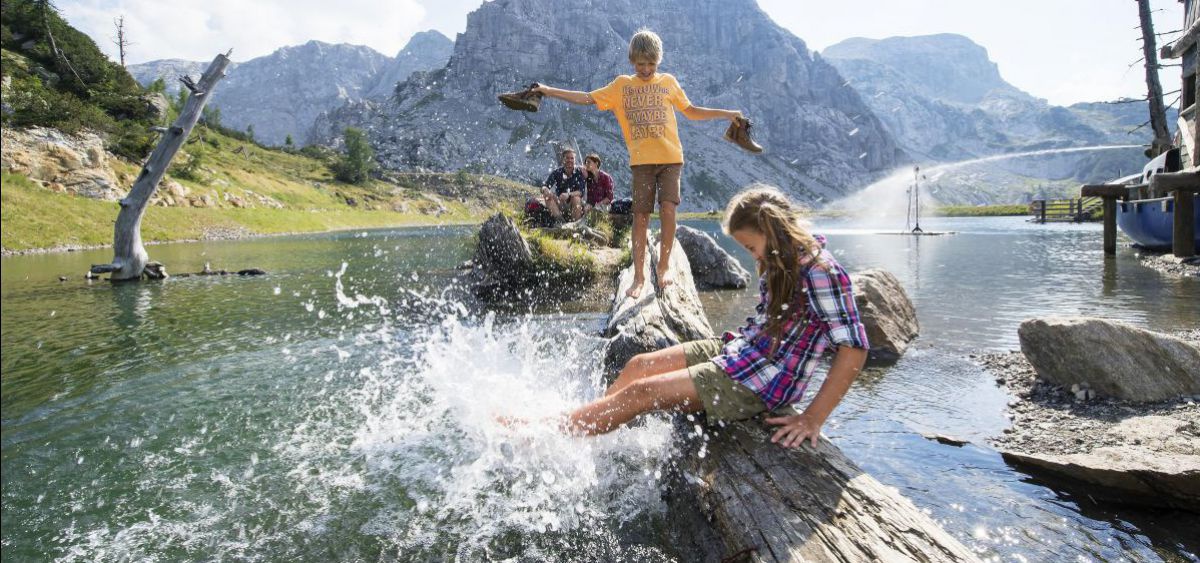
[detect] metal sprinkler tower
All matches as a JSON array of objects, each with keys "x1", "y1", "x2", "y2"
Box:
[{"x1": 911, "y1": 165, "x2": 924, "y2": 233}]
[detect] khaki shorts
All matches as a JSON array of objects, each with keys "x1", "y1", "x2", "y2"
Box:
[
  {"x1": 682, "y1": 338, "x2": 770, "y2": 423},
  {"x1": 631, "y1": 163, "x2": 682, "y2": 214}
]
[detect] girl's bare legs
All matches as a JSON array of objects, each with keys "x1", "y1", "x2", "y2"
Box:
[
  {"x1": 605, "y1": 344, "x2": 688, "y2": 396},
  {"x1": 497, "y1": 346, "x2": 689, "y2": 430},
  {"x1": 565, "y1": 368, "x2": 702, "y2": 436}
]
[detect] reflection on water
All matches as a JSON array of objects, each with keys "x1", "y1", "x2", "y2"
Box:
[{"x1": 2, "y1": 218, "x2": 1198, "y2": 561}]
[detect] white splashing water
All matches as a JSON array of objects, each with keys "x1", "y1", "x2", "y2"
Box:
[
  {"x1": 53, "y1": 265, "x2": 679, "y2": 561},
  {"x1": 830, "y1": 145, "x2": 1142, "y2": 225}
]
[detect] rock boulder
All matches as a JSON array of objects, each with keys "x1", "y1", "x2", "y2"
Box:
[
  {"x1": 675, "y1": 225, "x2": 751, "y2": 289},
  {"x1": 1018, "y1": 317, "x2": 1200, "y2": 402},
  {"x1": 849, "y1": 269, "x2": 919, "y2": 363},
  {"x1": 471, "y1": 214, "x2": 533, "y2": 293},
  {"x1": 0, "y1": 126, "x2": 123, "y2": 200}
]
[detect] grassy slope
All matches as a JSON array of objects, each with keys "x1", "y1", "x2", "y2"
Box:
[{"x1": 1, "y1": 129, "x2": 533, "y2": 252}]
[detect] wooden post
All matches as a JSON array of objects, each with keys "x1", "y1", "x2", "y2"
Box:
[
  {"x1": 91, "y1": 52, "x2": 231, "y2": 281},
  {"x1": 1103, "y1": 197, "x2": 1118, "y2": 255},
  {"x1": 1082, "y1": 184, "x2": 1131, "y2": 256},
  {"x1": 1175, "y1": 190, "x2": 1196, "y2": 257},
  {"x1": 1038, "y1": 200, "x2": 1047, "y2": 223}
]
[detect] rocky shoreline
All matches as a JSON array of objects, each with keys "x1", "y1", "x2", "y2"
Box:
[
  {"x1": 1138, "y1": 251, "x2": 1200, "y2": 278},
  {"x1": 979, "y1": 328, "x2": 1200, "y2": 510},
  {"x1": 980, "y1": 344, "x2": 1200, "y2": 458}
]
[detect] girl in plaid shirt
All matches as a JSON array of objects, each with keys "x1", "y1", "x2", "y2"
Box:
[{"x1": 565, "y1": 186, "x2": 869, "y2": 448}]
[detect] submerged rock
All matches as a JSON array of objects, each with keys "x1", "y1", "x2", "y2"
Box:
[
  {"x1": 849, "y1": 269, "x2": 919, "y2": 363},
  {"x1": 1019, "y1": 317, "x2": 1200, "y2": 402},
  {"x1": 675, "y1": 225, "x2": 751, "y2": 289}
]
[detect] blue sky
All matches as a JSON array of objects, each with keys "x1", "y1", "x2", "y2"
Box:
[{"x1": 58, "y1": 0, "x2": 1185, "y2": 106}]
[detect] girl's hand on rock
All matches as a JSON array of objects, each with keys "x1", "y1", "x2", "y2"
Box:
[{"x1": 765, "y1": 412, "x2": 823, "y2": 448}]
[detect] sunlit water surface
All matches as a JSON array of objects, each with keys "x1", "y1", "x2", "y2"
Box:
[{"x1": 2, "y1": 218, "x2": 1197, "y2": 561}]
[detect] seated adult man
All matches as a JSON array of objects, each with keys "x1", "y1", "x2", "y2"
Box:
[
  {"x1": 583, "y1": 153, "x2": 614, "y2": 213},
  {"x1": 542, "y1": 148, "x2": 586, "y2": 221}
]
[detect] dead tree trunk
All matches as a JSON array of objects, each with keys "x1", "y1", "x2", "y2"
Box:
[
  {"x1": 91, "y1": 52, "x2": 231, "y2": 281},
  {"x1": 1138, "y1": 0, "x2": 1174, "y2": 156}
]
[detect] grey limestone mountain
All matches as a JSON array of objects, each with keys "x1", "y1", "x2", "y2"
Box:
[
  {"x1": 129, "y1": 32, "x2": 453, "y2": 146},
  {"x1": 309, "y1": 0, "x2": 904, "y2": 210},
  {"x1": 364, "y1": 30, "x2": 455, "y2": 100},
  {"x1": 822, "y1": 34, "x2": 1170, "y2": 203},
  {"x1": 128, "y1": 59, "x2": 217, "y2": 97}
]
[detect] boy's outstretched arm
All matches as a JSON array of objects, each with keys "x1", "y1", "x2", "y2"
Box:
[
  {"x1": 765, "y1": 345, "x2": 867, "y2": 448},
  {"x1": 534, "y1": 84, "x2": 595, "y2": 106},
  {"x1": 681, "y1": 105, "x2": 743, "y2": 121}
]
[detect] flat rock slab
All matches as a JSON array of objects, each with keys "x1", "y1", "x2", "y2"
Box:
[
  {"x1": 1001, "y1": 415, "x2": 1200, "y2": 511},
  {"x1": 669, "y1": 420, "x2": 979, "y2": 562},
  {"x1": 1001, "y1": 445, "x2": 1200, "y2": 511}
]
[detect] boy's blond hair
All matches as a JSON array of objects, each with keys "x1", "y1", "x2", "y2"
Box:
[{"x1": 628, "y1": 30, "x2": 663, "y2": 64}]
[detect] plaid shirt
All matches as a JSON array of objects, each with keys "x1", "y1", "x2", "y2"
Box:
[{"x1": 709, "y1": 235, "x2": 869, "y2": 411}]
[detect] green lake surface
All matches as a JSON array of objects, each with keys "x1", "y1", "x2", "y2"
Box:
[{"x1": 2, "y1": 217, "x2": 1197, "y2": 561}]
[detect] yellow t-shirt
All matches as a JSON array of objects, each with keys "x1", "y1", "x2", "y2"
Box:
[{"x1": 590, "y1": 73, "x2": 692, "y2": 166}]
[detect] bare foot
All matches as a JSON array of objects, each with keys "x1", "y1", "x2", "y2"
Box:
[
  {"x1": 626, "y1": 276, "x2": 645, "y2": 298},
  {"x1": 656, "y1": 264, "x2": 674, "y2": 290}
]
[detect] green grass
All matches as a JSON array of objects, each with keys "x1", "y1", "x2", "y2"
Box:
[
  {"x1": 525, "y1": 231, "x2": 601, "y2": 286},
  {"x1": 932, "y1": 204, "x2": 1030, "y2": 217},
  {"x1": 1, "y1": 127, "x2": 534, "y2": 252}
]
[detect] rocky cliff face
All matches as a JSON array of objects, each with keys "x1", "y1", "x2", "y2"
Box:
[
  {"x1": 364, "y1": 30, "x2": 454, "y2": 100},
  {"x1": 310, "y1": 0, "x2": 903, "y2": 209},
  {"x1": 128, "y1": 33, "x2": 453, "y2": 146},
  {"x1": 822, "y1": 34, "x2": 1170, "y2": 202}
]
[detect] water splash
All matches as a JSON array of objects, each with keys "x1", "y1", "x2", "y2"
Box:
[
  {"x1": 831, "y1": 145, "x2": 1142, "y2": 225},
  {"x1": 48, "y1": 265, "x2": 680, "y2": 561}
]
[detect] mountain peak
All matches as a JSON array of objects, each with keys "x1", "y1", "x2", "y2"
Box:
[
  {"x1": 823, "y1": 34, "x2": 1015, "y2": 106},
  {"x1": 312, "y1": 0, "x2": 902, "y2": 206}
]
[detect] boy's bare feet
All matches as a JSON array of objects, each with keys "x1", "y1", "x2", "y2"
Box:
[
  {"x1": 626, "y1": 275, "x2": 645, "y2": 298},
  {"x1": 656, "y1": 263, "x2": 674, "y2": 290}
]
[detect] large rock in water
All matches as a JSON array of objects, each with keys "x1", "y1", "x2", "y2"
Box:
[
  {"x1": 603, "y1": 236, "x2": 714, "y2": 374},
  {"x1": 1001, "y1": 416, "x2": 1200, "y2": 511},
  {"x1": 675, "y1": 225, "x2": 751, "y2": 289},
  {"x1": 849, "y1": 269, "x2": 919, "y2": 363},
  {"x1": 470, "y1": 213, "x2": 533, "y2": 296},
  {"x1": 1018, "y1": 317, "x2": 1200, "y2": 402}
]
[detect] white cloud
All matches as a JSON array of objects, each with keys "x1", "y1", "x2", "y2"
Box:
[{"x1": 58, "y1": 0, "x2": 428, "y2": 64}]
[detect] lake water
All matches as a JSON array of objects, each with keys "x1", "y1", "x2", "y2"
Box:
[{"x1": 2, "y1": 217, "x2": 1197, "y2": 561}]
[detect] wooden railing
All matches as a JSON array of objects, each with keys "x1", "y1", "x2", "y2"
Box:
[{"x1": 1029, "y1": 197, "x2": 1105, "y2": 223}]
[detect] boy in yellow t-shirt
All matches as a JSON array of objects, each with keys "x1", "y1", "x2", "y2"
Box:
[{"x1": 533, "y1": 30, "x2": 744, "y2": 297}]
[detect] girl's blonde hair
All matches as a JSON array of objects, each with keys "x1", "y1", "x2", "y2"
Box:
[
  {"x1": 722, "y1": 185, "x2": 822, "y2": 346},
  {"x1": 628, "y1": 30, "x2": 663, "y2": 64}
]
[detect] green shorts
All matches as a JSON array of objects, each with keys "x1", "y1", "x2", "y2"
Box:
[{"x1": 682, "y1": 338, "x2": 770, "y2": 423}]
